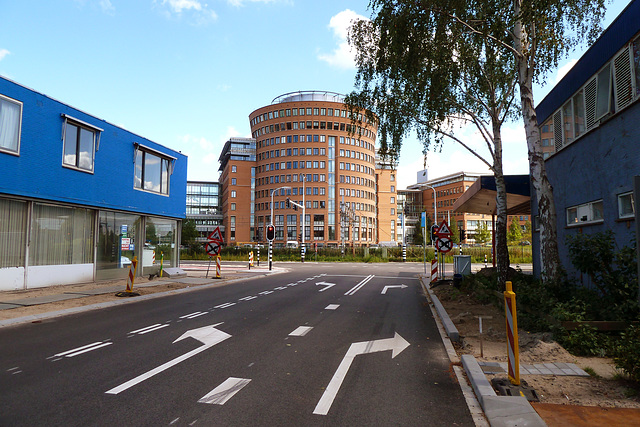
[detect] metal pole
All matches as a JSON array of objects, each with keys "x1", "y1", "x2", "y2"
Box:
[
  {"x1": 269, "y1": 240, "x2": 272, "y2": 271},
  {"x1": 302, "y1": 175, "x2": 306, "y2": 263}
]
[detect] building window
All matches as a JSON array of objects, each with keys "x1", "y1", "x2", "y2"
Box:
[
  {"x1": 232, "y1": 165, "x2": 237, "y2": 172},
  {"x1": 567, "y1": 200, "x2": 604, "y2": 226},
  {"x1": 63, "y1": 119, "x2": 99, "y2": 172},
  {"x1": 134, "y1": 146, "x2": 172, "y2": 194},
  {"x1": 231, "y1": 190, "x2": 237, "y2": 198},
  {"x1": 0, "y1": 94, "x2": 22, "y2": 155},
  {"x1": 231, "y1": 178, "x2": 237, "y2": 185},
  {"x1": 390, "y1": 196, "x2": 395, "y2": 204},
  {"x1": 231, "y1": 203, "x2": 236, "y2": 211},
  {"x1": 618, "y1": 192, "x2": 635, "y2": 219}
]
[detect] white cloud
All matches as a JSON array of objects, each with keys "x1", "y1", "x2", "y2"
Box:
[
  {"x1": 318, "y1": 9, "x2": 368, "y2": 69},
  {"x1": 227, "y1": 0, "x2": 280, "y2": 6},
  {"x1": 99, "y1": 0, "x2": 115, "y2": 14},
  {"x1": 555, "y1": 59, "x2": 578, "y2": 84},
  {"x1": 0, "y1": 49, "x2": 9, "y2": 61},
  {"x1": 159, "y1": 0, "x2": 218, "y2": 23}
]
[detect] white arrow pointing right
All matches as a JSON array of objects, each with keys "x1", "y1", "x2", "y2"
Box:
[
  {"x1": 381, "y1": 284, "x2": 408, "y2": 294},
  {"x1": 316, "y1": 281, "x2": 336, "y2": 292},
  {"x1": 313, "y1": 332, "x2": 410, "y2": 415}
]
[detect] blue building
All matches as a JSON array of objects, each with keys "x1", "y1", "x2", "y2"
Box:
[
  {"x1": 0, "y1": 76, "x2": 187, "y2": 290},
  {"x1": 534, "y1": 0, "x2": 640, "y2": 283}
]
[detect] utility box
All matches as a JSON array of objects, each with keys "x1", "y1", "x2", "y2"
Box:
[{"x1": 454, "y1": 255, "x2": 472, "y2": 276}]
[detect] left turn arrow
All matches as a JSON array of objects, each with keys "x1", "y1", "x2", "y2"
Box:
[
  {"x1": 106, "y1": 323, "x2": 231, "y2": 395},
  {"x1": 316, "y1": 281, "x2": 336, "y2": 292}
]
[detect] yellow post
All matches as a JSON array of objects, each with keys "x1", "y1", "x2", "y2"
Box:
[
  {"x1": 503, "y1": 280, "x2": 520, "y2": 385},
  {"x1": 160, "y1": 251, "x2": 164, "y2": 278}
]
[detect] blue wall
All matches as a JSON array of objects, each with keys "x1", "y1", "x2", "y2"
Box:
[
  {"x1": 0, "y1": 76, "x2": 187, "y2": 219},
  {"x1": 544, "y1": 108, "x2": 640, "y2": 285}
]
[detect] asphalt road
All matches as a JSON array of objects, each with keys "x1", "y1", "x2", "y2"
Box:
[{"x1": 0, "y1": 263, "x2": 474, "y2": 426}]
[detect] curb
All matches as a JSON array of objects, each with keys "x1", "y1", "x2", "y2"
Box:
[
  {"x1": 419, "y1": 276, "x2": 547, "y2": 427},
  {"x1": 0, "y1": 269, "x2": 286, "y2": 329}
]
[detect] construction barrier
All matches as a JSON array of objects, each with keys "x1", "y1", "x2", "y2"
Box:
[
  {"x1": 160, "y1": 251, "x2": 164, "y2": 278},
  {"x1": 431, "y1": 258, "x2": 438, "y2": 283},
  {"x1": 126, "y1": 256, "x2": 138, "y2": 292},
  {"x1": 216, "y1": 255, "x2": 221, "y2": 279},
  {"x1": 504, "y1": 281, "x2": 520, "y2": 385},
  {"x1": 249, "y1": 251, "x2": 254, "y2": 268}
]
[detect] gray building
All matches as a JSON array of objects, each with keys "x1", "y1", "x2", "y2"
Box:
[{"x1": 186, "y1": 181, "x2": 223, "y2": 243}]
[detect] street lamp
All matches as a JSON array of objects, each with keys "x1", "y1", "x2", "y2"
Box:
[{"x1": 269, "y1": 185, "x2": 291, "y2": 270}]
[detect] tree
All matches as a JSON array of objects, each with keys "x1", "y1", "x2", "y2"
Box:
[
  {"x1": 507, "y1": 217, "x2": 523, "y2": 244},
  {"x1": 181, "y1": 219, "x2": 199, "y2": 247},
  {"x1": 413, "y1": 224, "x2": 424, "y2": 246},
  {"x1": 347, "y1": 0, "x2": 520, "y2": 286},
  {"x1": 523, "y1": 219, "x2": 532, "y2": 243},
  {"x1": 450, "y1": 220, "x2": 460, "y2": 245},
  {"x1": 475, "y1": 222, "x2": 491, "y2": 245},
  {"x1": 348, "y1": 0, "x2": 607, "y2": 284}
]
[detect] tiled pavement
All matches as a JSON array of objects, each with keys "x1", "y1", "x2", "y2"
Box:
[{"x1": 478, "y1": 360, "x2": 590, "y2": 376}]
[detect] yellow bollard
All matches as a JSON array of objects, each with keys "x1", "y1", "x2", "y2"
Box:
[
  {"x1": 126, "y1": 256, "x2": 138, "y2": 292},
  {"x1": 503, "y1": 281, "x2": 520, "y2": 385}
]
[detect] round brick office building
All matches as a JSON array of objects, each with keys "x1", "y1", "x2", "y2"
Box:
[{"x1": 248, "y1": 91, "x2": 387, "y2": 247}]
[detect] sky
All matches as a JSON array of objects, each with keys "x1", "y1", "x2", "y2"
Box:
[{"x1": 0, "y1": 0, "x2": 632, "y2": 190}]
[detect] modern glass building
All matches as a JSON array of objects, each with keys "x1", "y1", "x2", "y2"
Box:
[{"x1": 186, "y1": 181, "x2": 222, "y2": 242}]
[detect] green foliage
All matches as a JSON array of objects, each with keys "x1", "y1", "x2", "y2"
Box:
[
  {"x1": 474, "y1": 222, "x2": 491, "y2": 245},
  {"x1": 559, "y1": 325, "x2": 608, "y2": 357},
  {"x1": 507, "y1": 217, "x2": 522, "y2": 244},
  {"x1": 566, "y1": 231, "x2": 639, "y2": 320},
  {"x1": 522, "y1": 220, "x2": 532, "y2": 243},
  {"x1": 613, "y1": 324, "x2": 640, "y2": 382}
]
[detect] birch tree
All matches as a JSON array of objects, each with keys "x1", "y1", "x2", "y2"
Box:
[
  {"x1": 346, "y1": 1, "x2": 520, "y2": 285},
  {"x1": 348, "y1": 0, "x2": 606, "y2": 283}
]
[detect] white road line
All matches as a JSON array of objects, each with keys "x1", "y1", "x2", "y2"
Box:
[
  {"x1": 214, "y1": 302, "x2": 236, "y2": 309},
  {"x1": 289, "y1": 326, "x2": 313, "y2": 337},
  {"x1": 325, "y1": 304, "x2": 340, "y2": 310},
  {"x1": 130, "y1": 324, "x2": 163, "y2": 334},
  {"x1": 54, "y1": 341, "x2": 112, "y2": 358},
  {"x1": 136, "y1": 324, "x2": 170, "y2": 334},
  {"x1": 180, "y1": 312, "x2": 204, "y2": 319},
  {"x1": 344, "y1": 275, "x2": 375, "y2": 296},
  {"x1": 239, "y1": 296, "x2": 257, "y2": 301},
  {"x1": 198, "y1": 377, "x2": 251, "y2": 405},
  {"x1": 259, "y1": 291, "x2": 273, "y2": 295},
  {"x1": 274, "y1": 286, "x2": 287, "y2": 290}
]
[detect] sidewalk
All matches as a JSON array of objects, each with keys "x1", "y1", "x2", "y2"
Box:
[{"x1": 0, "y1": 262, "x2": 281, "y2": 327}]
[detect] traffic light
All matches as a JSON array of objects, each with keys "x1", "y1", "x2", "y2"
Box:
[
  {"x1": 431, "y1": 224, "x2": 439, "y2": 243},
  {"x1": 298, "y1": 233, "x2": 302, "y2": 243},
  {"x1": 286, "y1": 198, "x2": 290, "y2": 208},
  {"x1": 460, "y1": 229, "x2": 466, "y2": 241},
  {"x1": 266, "y1": 224, "x2": 275, "y2": 241}
]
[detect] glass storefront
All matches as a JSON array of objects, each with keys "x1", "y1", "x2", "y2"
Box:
[{"x1": 96, "y1": 211, "x2": 141, "y2": 280}]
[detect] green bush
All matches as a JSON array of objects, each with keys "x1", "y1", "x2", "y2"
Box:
[{"x1": 613, "y1": 324, "x2": 640, "y2": 382}]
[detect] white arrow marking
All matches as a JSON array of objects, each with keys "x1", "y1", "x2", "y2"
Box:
[
  {"x1": 381, "y1": 284, "x2": 408, "y2": 295},
  {"x1": 106, "y1": 323, "x2": 231, "y2": 395},
  {"x1": 313, "y1": 332, "x2": 410, "y2": 415},
  {"x1": 199, "y1": 377, "x2": 251, "y2": 405},
  {"x1": 316, "y1": 281, "x2": 336, "y2": 292}
]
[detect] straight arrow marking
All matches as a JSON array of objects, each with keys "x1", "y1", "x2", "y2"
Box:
[
  {"x1": 381, "y1": 284, "x2": 408, "y2": 295},
  {"x1": 106, "y1": 323, "x2": 231, "y2": 395},
  {"x1": 313, "y1": 332, "x2": 410, "y2": 415}
]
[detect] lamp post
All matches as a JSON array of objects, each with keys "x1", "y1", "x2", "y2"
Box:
[
  {"x1": 269, "y1": 185, "x2": 291, "y2": 270},
  {"x1": 301, "y1": 174, "x2": 306, "y2": 262},
  {"x1": 424, "y1": 184, "x2": 438, "y2": 278}
]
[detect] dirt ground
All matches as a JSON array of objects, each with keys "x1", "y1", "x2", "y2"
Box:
[{"x1": 432, "y1": 282, "x2": 640, "y2": 409}]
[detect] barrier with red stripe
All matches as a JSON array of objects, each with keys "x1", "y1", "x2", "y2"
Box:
[
  {"x1": 503, "y1": 280, "x2": 520, "y2": 385},
  {"x1": 431, "y1": 258, "x2": 438, "y2": 283},
  {"x1": 126, "y1": 256, "x2": 138, "y2": 292},
  {"x1": 216, "y1": 255, "x2": 221, "y2": 279}
]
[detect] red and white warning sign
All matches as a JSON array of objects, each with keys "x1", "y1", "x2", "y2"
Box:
[{"x1": 436, "y1": 220, "x2": 452, "y2": 238}]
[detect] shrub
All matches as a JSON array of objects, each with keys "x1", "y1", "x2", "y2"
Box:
[{"x1": 613, "y1": 324, "x2": 640, "y2": 382}]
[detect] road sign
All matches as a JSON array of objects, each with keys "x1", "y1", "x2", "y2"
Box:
[
  {"x1": 208, "y1": 227, "x2": 223, "y2": 242},
  {"x1": 205, "y1": 240, "x2": 222, "y2": 256},
  {"x1": 436, "y1": 220, "x2": 452, "y2": 238},
  {"x1": 436, "y1": 236, "x2": 453, "y2": 253}
]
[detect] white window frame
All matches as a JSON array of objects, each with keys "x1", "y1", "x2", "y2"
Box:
[
  {"x1": 62, "y1": 114, "x2": 103, "y2": 173},
  {"x1": 617, "y1": 191, "x2": 634, "y2": 219},
  {"x1": 566, "y1": 200, "x2": 604, "y2": 226},
  {"x1": 0, "y1": 94, "x2": 23, "y2": 155}
]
